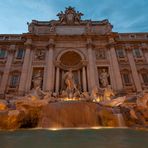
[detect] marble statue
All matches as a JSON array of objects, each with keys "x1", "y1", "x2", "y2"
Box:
[
  {"x1": 103, "y1": 85, "x2": 115, "y2": 101},
  {"x1": 75, "y1": 11, "x2": 83, "y2": 23},
  {"x1": 27, "y1": 86, "x2": 44, "y2": 100},
  {"x1": 64, "y1": 69, "x2": 77, "y2": 92},
  {"x1": 32, "y1": 70, "x2": 43, "y2": 88},
  {"x1": 136, "y1": 92, "x2": 148, "y2": 109},
  {"x1": 86, "y1": 21, "x2": 92, "y2": 33},
  {"x1": 99, "y1": 69, "x2": 109, "y2": 87},
  {"x1": 82, "y1": 91, "x2": 90, "y2": 100},
  {"x1": 91, "y1": 86, "x2": 99, "y2": 100},
  {"x1": 57, "y1": 11, "x2": 65, "y2": 23},
  {"x1": 49, "y1": 22, "x2": 55, "y2": 32}
]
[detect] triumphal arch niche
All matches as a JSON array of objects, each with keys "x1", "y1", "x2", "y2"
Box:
[{"x1": 55, "y1": 49, "x2": 87, "y2": 93}]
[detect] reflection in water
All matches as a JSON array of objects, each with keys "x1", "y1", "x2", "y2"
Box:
[{"x1": 0, "y1": 128, "x2": 148, "y2": 148}]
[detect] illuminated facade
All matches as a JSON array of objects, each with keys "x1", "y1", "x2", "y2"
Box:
[{"x1": 0, "y1": 7, "x2": 148, "y2": 98}]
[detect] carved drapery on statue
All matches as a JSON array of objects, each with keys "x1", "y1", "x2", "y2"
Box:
[
  {"x1": 98, "y1": 68, "x2": 110, "y2": 88},
  {"x1": 64, "y1": 69, "x2": 77, "y2": 91},
  {"x1": 32, "y1": 69, "x2": 43, "y2": 89}
]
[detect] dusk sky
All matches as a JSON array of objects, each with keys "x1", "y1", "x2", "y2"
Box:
[{"x1": 0, "y1": 0, "x2": 148, "y2": 34}]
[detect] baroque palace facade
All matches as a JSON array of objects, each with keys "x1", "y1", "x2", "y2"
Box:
[{"x1": 0, "y1": 7, "x2": 148, "y2": 98}]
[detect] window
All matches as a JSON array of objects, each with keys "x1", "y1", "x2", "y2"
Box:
[
  {"x1": 0, "y1": 73, "x2": 2, "y2": 84},
  {"x1": 10, "y1": 75, "x2": 19, "y2": 88},
  {"x1": 133, "y1": 49, "x2": 141, "y2": 58},
  {"x1": 123, "y1": 73, "x2": 131, "y2": 85},
  {"x1": 141, "y1": 73, "x2": 148, "y2": 85},
  {"x1": 16, "y1": 49, "x2": 24, "y2": 59},
  {"x1": 117, "y1": 49, "x2": 125, "y2": 58},
  {"x1": 0, "y1": 49, "x2": 6, "y2": 58}
]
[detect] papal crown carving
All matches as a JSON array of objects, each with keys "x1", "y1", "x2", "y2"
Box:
[{"x1": 57, "y1": 6, "x2": 83, "y2": 24}]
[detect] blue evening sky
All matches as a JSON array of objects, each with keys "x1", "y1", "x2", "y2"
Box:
[{"x1": 0, "y1": 0, "x2": 148, "y2": 34}]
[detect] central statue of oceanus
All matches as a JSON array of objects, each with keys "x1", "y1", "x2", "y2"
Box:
[{"x1": 64, "y1": 69, "x2": 77, "y2": 91}]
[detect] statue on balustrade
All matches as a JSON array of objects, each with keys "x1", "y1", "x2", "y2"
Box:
[{"x1": 99, "y1": 69, "x2": 109, "y2": 87}]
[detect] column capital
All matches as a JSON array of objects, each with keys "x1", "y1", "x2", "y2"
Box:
[
  {"x1": 81, "y1": 60, "x2": 88, "y2": 66},
  {"x1": 107, "y1": 43, "x2": 116, "y2": 49},
  {"x1": 86, "y1": 38, "x2": 94, "y2": 49},
  {"x1": 141, "y1": 43, "x2": 148, "y2": 51},
  {"x1": 48, "y1": 38, "x2": 55, "y2": 49},
  {"x1": 24, "y1": 38, "x2": 32, "y2": 48},
  {"x1": 54, "y1": 60, "x2": 61, "y2": 67},
  {"x1": 8, "y1": 44, "x2": 16, "y2": 54},
  {"x1": 24, "y1": 38, "x2": 32, "y2": 45}
]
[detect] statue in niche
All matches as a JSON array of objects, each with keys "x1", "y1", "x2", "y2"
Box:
[
  {"x1": 32, "y1": 70, "x2": 43, "y2": 89},
  {"x1": 64, "y1": 69, "x2": 77, "y2": 97},
  {"x1": 35, "y1": 50, "x2": 45, "y2": 60},
  {"x1": 99, "y1": 69, "x2": 109, "y2": 87}
]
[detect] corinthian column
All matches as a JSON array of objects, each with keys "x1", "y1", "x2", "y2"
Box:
[
  {"x1": 18, "y1": 39, "x2": 32, "y2": 95},
  {"x1": 82, "y1": 66, "x2": 87, "y2": 91},
  {"x1": 108, "y1": 38, "x2": 123, "y2": 90},
  {"x1": 55, "y1": 67, "x2": 60, "y2": 93},
  {"x1": 0, "y1": 45, "x2": 15, "y2": 95},
  {"x1": 126, "y1": 47, "x2": 142, "y2": 92},
  {"x1": 87, "y1": 38, "x2": 96, "y2": 91},
  {"x1": 142, "y1": 43, "x2": 148, "y2": 63},
  {"x1": 44, "y1": 39, "x2": 54, "y2": 91}
]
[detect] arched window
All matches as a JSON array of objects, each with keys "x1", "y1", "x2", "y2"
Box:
[
  {"x1": 121, "y1": 69, "x2": 132, "y2": 86},
  {"x1": 141, "y1": 73, "x2": 148, "y2": 85},
  {"x1": 133, "y1": 48, "x2": 142, "y2": 58},
  {"x1": 0, "y1": 72, "x2": 3, "y2": 84},
  {"x1": 140, "y1": 69, "x2": 148, "y2": 86},
  {"x1": 9, "y1": 72, "x2": 20, "y2": 88},
  {"x1": 16, "y1": 49, "x2": 24, "y2": 59}
]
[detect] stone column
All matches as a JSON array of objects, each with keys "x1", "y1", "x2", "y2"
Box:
[
  {"x1": 87, "y1": 38, "x2": 96, "y2": 91},
  {"x1": 55, "y1": 67, "x2": 60, "y2": 93},
  {"x1": 25, "y1": 50, "x2": 33, "y2": 92},
  {"x1": 126, "y1": 47, "x2": 142, "y2": 92},
  {"x1": 0, "y1": 45, "x2": 15, "y2": 95},
  {"x1": 18, "y1": 39, "x2": 32, "y2": 95},
  {"x1": 108, "y1": 38, "x2": 123, "y2": 90},
  {"x1": 44, "y1": 39, "x2": 54, "y2": 91},
  {"x1": 141, "y1": 43, "x2": 148, "y2": 63},
  {"x1": 144, "y1": 50, "x2": 148, "y2": 63},
  {"x1": 82, "y1": 66, "x2": 87, "y2": 91},
  {"x1": 107, "y1": 49, "x2": 116, "y2": 90}
]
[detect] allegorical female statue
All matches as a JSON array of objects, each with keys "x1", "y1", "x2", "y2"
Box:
[
  {"x1": 99, "y1": 69, "x2": 109, "y2": 87},
  {"x1": 32, "y1": 70, "x2": 43, "y2": 89}
]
